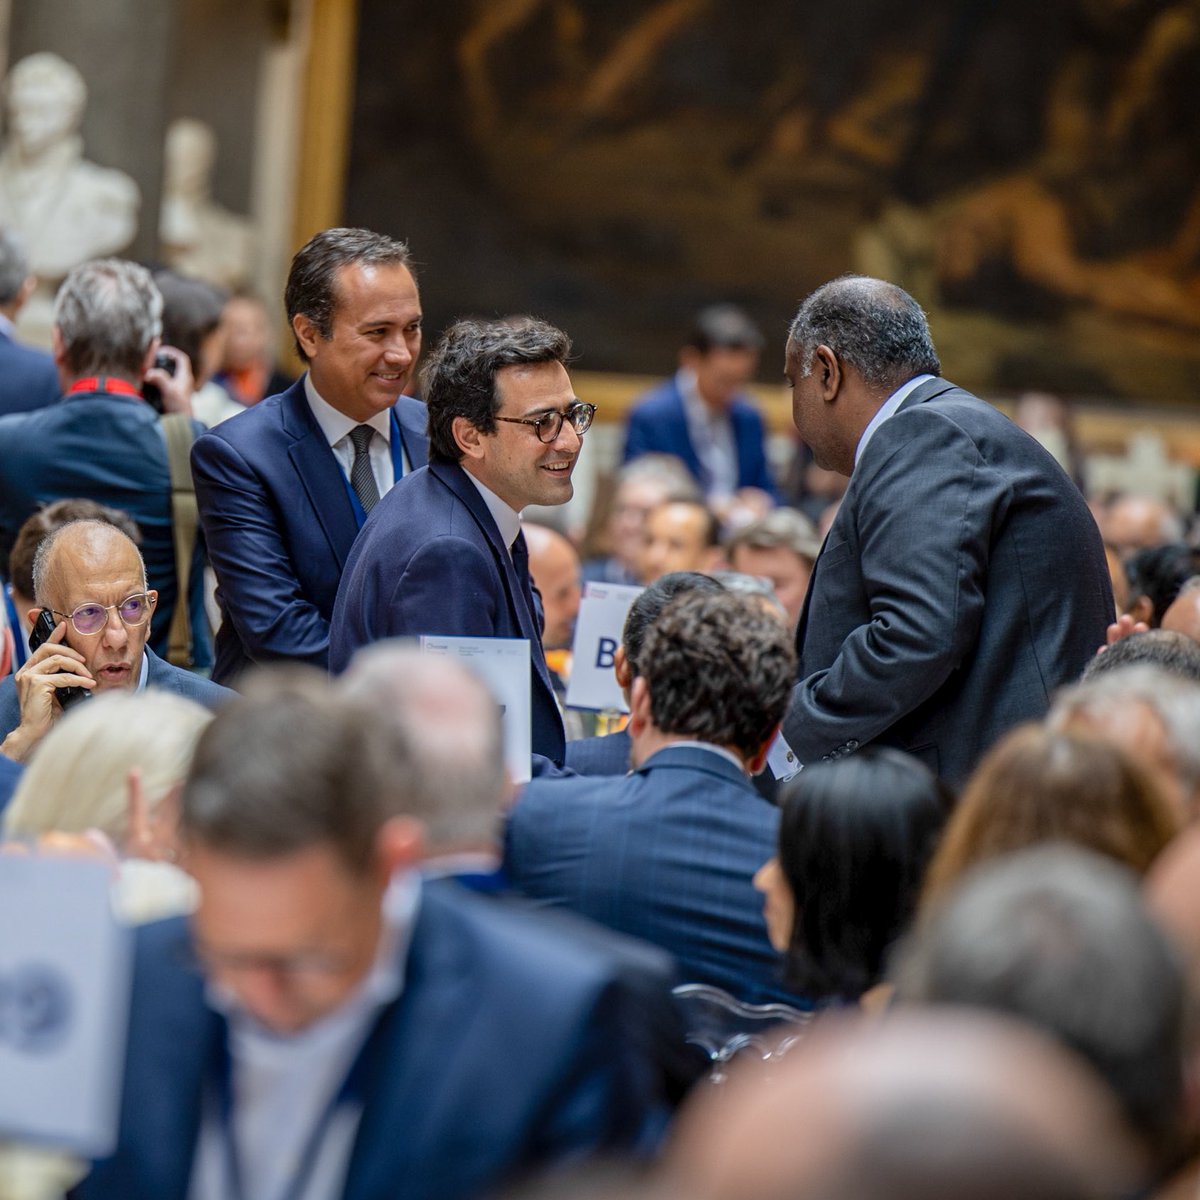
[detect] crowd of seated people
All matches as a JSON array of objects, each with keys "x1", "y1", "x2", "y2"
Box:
[{"x1": 5, "y1": 222, "x2": 1200, "y2": 1200}]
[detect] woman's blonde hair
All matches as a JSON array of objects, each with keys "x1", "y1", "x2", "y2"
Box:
[{"x1": 3, "y1": 689, "x2": 212, "y2": 845}]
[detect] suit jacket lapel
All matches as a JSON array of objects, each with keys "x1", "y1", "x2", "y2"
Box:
[
  {"x1": 341, "y1": 887, "x2": 475, "y2": 1199},
  {"x1": 280, "y1": 382, "x2": 360, "y2": 572},
  {"x1": 431, "y1": 464, "x2": 556, "y2": 697}
]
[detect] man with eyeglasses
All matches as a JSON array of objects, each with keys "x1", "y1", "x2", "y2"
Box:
[
  {"x1": 330, "y1": 317, "x2": 595, "y2": 768},
  {"x1": 0, "y1": 520, "x2": 231, "y2": 760}
]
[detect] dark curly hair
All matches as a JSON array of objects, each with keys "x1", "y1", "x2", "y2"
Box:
[
  {"x1": 422, "y1": 316, "x2": 572, "y2": 464},
  {"x1": 638, "y1": 589, "x2": 795, "y2": 758}
]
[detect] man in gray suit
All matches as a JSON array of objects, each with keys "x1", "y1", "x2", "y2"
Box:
[
  {"x1": 781, "y1": 276, "x2": 1112, "y2": 786},
  {"x1": 0, "y1": 519, "x2": 230, "y2": 759}
]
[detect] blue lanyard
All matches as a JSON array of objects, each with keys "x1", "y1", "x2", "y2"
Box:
[{"x1": 341, "y1": 409, "x2": 407, "y2": 528}]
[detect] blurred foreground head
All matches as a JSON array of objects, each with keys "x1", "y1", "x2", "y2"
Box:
[{"x1": 666, "y1": 1009, "x2": 1142, "y2": 1200}]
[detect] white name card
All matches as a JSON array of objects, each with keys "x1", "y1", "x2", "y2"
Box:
[
  {"x1": 420, "y1": 635, "x2": 533, "y2": 783},
  {"x1": 0, "y1": 855, "x2": 133, "y2": 1156},
  {"x1": 565, "y1": 582, "x2": 644, "y2": 714}
]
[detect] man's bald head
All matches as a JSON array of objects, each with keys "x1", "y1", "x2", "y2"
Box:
[
  {"x1": 667, "y1": 1011, "x2": 1142, "y2": 1200},
  {"x1": 1104, "y1": 496, "x2": 1184, "y2": 559},
  {"x1": 1162, "y1": 579, "x2": 1200, "y2": 644},
  {"x1": 27, "y1": 519, "x2": 156, "y2": 693},
  {"x1": 32, "y1": 519, "x2": 146, "y2": 611}
]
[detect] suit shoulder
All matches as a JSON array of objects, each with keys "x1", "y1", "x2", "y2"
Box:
[
  {"x1": 422, "y1": 880, "x2": 623, "y2": 991},
  {"x1": 195, "y1": 389, "x2": 290, "y2": 450},
  {"x1": 628, "y1": 380, "x2": 680, "y2": 419}
]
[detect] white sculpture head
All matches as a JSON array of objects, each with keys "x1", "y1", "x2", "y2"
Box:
[
  {"x1": 5, "y1": 53, "x2": 87, "y2": 156},
  {"x1": 164, "y1": 117, "x2": 216, "y2": 196}
]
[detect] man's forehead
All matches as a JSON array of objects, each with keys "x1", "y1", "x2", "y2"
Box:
[
  {"x1": 495, "y1": 360, "x2": 572, "y2": 412},
  {"x1": 48, "y1": 533, "x2": 142, "y2": 594}
]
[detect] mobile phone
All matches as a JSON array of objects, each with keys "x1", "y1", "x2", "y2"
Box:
[
  {"x1": 28, "y1": 609, "x2": 91, "y2": 710},
  {"x1": 141, "y1": 351, "x2": 177, "y2": 414}
]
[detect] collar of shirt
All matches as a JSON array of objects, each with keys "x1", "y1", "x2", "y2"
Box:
[
  {"x1": 304, "y1": 373, "x2": 392, "y2": 449},
  {"x1": 854, "y1": 374, "x2": 936, "y2": 469},
  {"x1": 649, "y1": 739, "x2": 746, "y2": 773},
  {"x1": 464, "y1": 470, "x2": 523, "y2": 557},
  {"x1": 0, "y1": 312, "x2": 15, "y2": 340},
  {"x1": 136, "y1": 650, "x2": 149, "y2": 691}
]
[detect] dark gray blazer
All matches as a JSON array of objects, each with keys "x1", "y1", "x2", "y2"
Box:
[
  {"x1": 0, "y1": 649, "x2": 233, "y2": 742},
  {"x1": 782, "y1": 377, "x2": 1112, "y2": 788}
]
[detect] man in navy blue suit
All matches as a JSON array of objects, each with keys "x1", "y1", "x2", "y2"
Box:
[
  {"x1": 331, "y1": 317, "x2": 597, "y2": 767},
  {"x1": 0, "y1": 258, "x2": 208, "y2": 666},
  {"x1": 73, "y1": 675, "x2": 660, "y2": 1200},
  {"x1": 0, "y1": 520, "x2": 230, "y2": 760},
  {"x1": 506, "y1": 589, "x2": 805, "y2": 1006},
  {"x1": 0, "y1": 228, "x2": 58, "y2": 416},
  {"x1": 191, "y1": 228, "x2": 428, "y2": 684},
  {"x1": 622, "y1": 304, "x2": 777, "y2": 510}
]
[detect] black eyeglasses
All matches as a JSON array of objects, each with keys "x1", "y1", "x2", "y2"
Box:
[{"x1": 494, "y1": 402, "x2": 596, "y2": 444}]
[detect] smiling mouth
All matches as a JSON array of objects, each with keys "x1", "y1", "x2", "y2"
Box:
[{"x1": 542, "y1": 460, "x2": 574, "y2": 474}]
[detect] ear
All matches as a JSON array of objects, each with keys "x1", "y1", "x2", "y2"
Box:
[
  {"x1": 613, "y1": 644, "x2": 632, "y2": 691},
  {"x1": 1128, "y1": 594, "x2": 1154, "y2": 626},
  {"x1": 50, "y1": 325, "x2": 68, "y2": 370},
  {"x1": 628, "y1": 675, "x2": 652, "y2": 738},
  {"x1": 292, "y1": 313, "x2": 323, "y2": 361},
  {"x1": 812, "y1": 344, "x2": 842, "y2": 401},
  {"x1": 139, "y1": 336, "x2": 162, "y2": 380},
  {"x1": 744, "y1": 722, "x2": 781, "y2": 776},
  {"x1": 452, "y1": 415, "x2": 487, "y2": 462},
  {"x1": 375, "y1": 815, "x2": 426, "y2": 877},
  {"x1": 16, "y1": 274, "x2": 36, "y2": 310}
]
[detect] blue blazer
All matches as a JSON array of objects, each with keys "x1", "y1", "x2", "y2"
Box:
[
  {"x1": 622, "y1": 376, "x2": 776, "y2": 497},
  {"x1": 565, "y1": 728, "x2": 632, "y2": 775},
  {"x1": 0, "y1": 390, "x2": 210, "y2": 666},
  {"x1": 0, "y1": 648, "x2": 232, "y2": 742},
  {"x1": 330, "y1": 461, "x2": 566, "y2": 765},
  {"x1": 783, "y1": 378, "x2": 1113, "y2": 787},
  {"x1": 504, "y1": 744, "x2": 803, "y2": 1006},
  {"x1": 0, "y1": 331, "x2": 59, "y2": 417},
  {"x1": 72, "y1": 880, "x2": 658, "y2": 1200},
  {"x1": 191, "y1": 377, "x2": 429, "y2": 684}
]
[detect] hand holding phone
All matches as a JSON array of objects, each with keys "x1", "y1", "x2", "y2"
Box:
[{"x1": 28, "y1": 610, "x2": 92, "y2": 711}]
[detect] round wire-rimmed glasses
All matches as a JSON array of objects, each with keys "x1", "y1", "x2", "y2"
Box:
[{"x1": 50, "y1": 593, "x2": 154, "y2": 636}]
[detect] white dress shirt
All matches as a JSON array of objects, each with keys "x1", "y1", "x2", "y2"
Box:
[
  {"x1": 188, "y1": 874, "x2": 419, "y2": 1200},
  {"x1": 854, "y1": 374, "x2": 936, "y2": 469},
  {"x1": 464, "y1": 471, "x2": 523, "y2": 557},
  {"x1": 304, "y1": 375, "x2": 408, "y2": 500}
]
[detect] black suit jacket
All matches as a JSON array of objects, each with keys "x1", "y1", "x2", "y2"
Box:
[{"x1": 782, "y1": 378, "x2": 1113, "y2": 787}]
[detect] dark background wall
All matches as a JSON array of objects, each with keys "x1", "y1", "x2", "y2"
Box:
[{"x1": 346, "y1": 0, "x2": 1200, "y2": 402}]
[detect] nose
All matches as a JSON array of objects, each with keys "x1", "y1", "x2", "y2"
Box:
[
  {"x1": 101, "y1": 606, "x2": 129, "y2": 648},
  {"x1": 381, "y1": 334, "x2": 413, "y2": 366},
  {"x1": 551, "y1": 418, "x2": 582, "y2": 453}
]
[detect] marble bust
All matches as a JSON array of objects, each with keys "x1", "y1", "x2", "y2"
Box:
[
  {"x1": 0, "y1": 53, "x2": 140, "y2": 344},
  {"x1": 160, "y1": 117, "x2": 254, "y2": 292}
]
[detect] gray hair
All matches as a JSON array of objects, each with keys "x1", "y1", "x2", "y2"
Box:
[
  {"x1": 724, "y1": 507, "x2": 821, "y2": 563},
  {"x1": 1049, "y1": 665, "x2": 1200, "y2": 807},
  {"x1": 53, "y1": 259, "x2": 162, "y2": 379},
  {"x1": 709, "y1": 570, "x2": 788, "y2": 620},
  {"x1": 614, "y1": 453, "x2": 703, "y2": 504},
  {"x1": 787, "y1": 275, "x2": 941, "y2": 389},
  {"x1": 31, "y1": 519, "x2": 148, "y2": 607},
  {"x1": 339, "y1": 642, "x2": 506, "y2": 849},
  {"x1": 0, "y1": 227, "x2": 30, "y2": 306},
  {"x1": 182, "y1": 667, "x2": 416, "y2": 872},
  {"x1": 892, "y1": 845, "x2": 1187, "y2": 1155}
]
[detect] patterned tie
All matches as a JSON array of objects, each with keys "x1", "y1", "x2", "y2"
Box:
[{"x1": 348, "y1": 425, "x2": 380, "y2": 514}]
